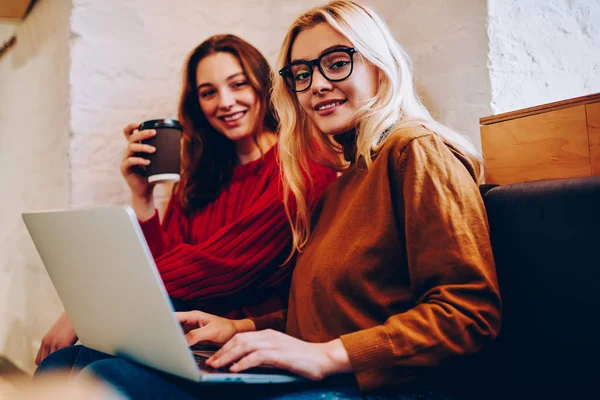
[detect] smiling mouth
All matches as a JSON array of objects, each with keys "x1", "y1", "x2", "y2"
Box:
[
  {"x1": 219, "y1": 111, "x2": 246, "y2": 122},
  {"x1": 315, "y1": 100, "x2": 347, "y2": 111}
]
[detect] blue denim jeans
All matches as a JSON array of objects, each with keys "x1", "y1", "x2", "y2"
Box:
[{"x1": 35, "y1": 345, "x2": 454, "y2": 400}]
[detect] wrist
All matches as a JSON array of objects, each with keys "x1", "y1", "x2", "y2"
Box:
[
  {"x1": 234, "y1": 318, "x2": 256, "y2": 334},
  {"x1": 321, "y1": 339, "x2": 352, "y2": 377},
  {"x1": 131, "y1": 195, "x2": 155, "y2": 221}
]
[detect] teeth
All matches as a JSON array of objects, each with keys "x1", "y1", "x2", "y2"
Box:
[
  {"x1": 316, "y1": 101, "x2": 342, "y2": 111},
  {"x1": 223, "y1": 112, "x2": 245, "y2": 122}
]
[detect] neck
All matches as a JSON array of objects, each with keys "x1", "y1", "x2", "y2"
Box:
[
  {"x1": 235, "y1": 131, "x2": 277, "y2": 165},
  {"x1": 334, "y1": 128, "x2": 358, "y2": 163}
]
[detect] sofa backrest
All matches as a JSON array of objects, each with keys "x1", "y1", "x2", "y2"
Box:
[{"x1": 481, "y1": 176, "x2": 600, "y2": 388}]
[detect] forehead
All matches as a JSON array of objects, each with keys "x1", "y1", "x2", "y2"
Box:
[
  {"x1": 196, "y1": 52, "x2": 243, "y2": 83},
  {"x1": 290, "y1": 23, "x2": 353, "y2": 61}
]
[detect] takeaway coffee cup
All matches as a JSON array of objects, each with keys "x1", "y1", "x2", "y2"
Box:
[{"x1": 137, "y1": 119, "x2": 183, "y2": 183}]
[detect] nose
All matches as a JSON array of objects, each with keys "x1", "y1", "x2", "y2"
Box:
[
  {"x1": 310, "y1": 67, "x2": 332, "y2": 94},
  {"x1": 218, "y1": 88, "x2": 236, "y2": 110}
]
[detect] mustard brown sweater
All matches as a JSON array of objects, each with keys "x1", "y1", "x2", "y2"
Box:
[{"x1": 252, "y1": 126, "x2": 502, "y2": 392}]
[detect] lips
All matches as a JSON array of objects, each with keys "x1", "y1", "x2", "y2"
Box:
[
  {"x1": 313, "y1": 99, "x2": 347, "y2": 116},
  {"x1": 218, "y1": 111, "x2": 247, "y2": 122},
  {"x1": 313, "y1": 99, "x2": 347, "y2": 111}
]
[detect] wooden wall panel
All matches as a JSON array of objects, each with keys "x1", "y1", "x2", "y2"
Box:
[
  {"x1": 481, "y1": 105, "x2": 591, "y2": 185},
  {"x1": 587, "y1": 102, "x2": 600, "y2": 176},
  {"x1": 0, "y1": 0, "x2": 33, "y2": 21}
]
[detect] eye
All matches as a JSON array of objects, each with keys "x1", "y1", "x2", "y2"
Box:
[
  {"x1": 330, "y1": 60, "x2": 350, "y2": 69},
  {"x1": 322, "y1": 52, "x2": 352, "y2": 71},
  {"x1": 294, "y1": 71, "x2": 311, "y2": 82},
  {"x1": 232, "y1": 81, "x2": 248, "y2": 89},
  {"x1": 199, "y1": 89, "x2": 216, "y2": 99}
]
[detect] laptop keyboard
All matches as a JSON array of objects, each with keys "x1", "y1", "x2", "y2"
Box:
[
  {"x1": 193, "y1": 353, "x2": 286, "y2": 375},
  {"x1": 193, "y1": 353, "x2": 230, "y2": 373}
]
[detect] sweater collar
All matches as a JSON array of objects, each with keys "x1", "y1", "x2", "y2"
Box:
[{"x1": 231, "y1": 144, "x2": 277, "y2": 181}]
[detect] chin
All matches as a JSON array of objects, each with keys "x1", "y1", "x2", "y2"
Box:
[
  {"x1": 313, "y1": 114, "x2": 353, "y2": 136},
  {"x1": 219, "y1": 123, "x2": 244, "y2": 135},
  {"x1": 226, "y1": 129, "x2": 254, "y2": 142},
  {"x1": 317, "y1": 124, "x2": 350, "y2": 136}
]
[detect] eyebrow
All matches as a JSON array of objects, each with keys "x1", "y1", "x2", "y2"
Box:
[
  {"x1": 197, "y1": 72, "x2": 246, "y2": 90},
  {"x1": 290, "y1": 45, "x2": 350, "y2": 63}
]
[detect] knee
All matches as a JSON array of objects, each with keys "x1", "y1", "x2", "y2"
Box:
[{"x1": 34, "y1": 345, "x2": 83, "y2": 378}]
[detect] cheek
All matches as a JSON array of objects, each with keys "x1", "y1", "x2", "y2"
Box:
[
  {"x1": 341, "y1": 80, "x2": 363, "y2": 105},
  {"x1": 297, "y1": 93, "x2": 312, "y2": 115},
  {"x1": 199, "y1": 100, "x2": 216, "y2": 118},
  {"x1": 346, "y1": 67, "x2": 378, "y2": 104},
  {"x1": 240, "y1": 89, "x2": 259, "y2": 108}
]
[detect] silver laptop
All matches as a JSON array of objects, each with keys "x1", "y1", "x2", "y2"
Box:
[{"x1": 22, "y1": 206, "x2": 301, "y2": 384}]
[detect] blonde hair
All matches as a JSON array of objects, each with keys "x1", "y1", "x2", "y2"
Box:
[{"x1": 273, "y1": 0, "x2": 484, "y2": 253}]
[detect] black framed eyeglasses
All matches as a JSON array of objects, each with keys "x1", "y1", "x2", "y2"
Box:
[{"x1": 279, "y1": 47, "x2": 358, "y2": 93}]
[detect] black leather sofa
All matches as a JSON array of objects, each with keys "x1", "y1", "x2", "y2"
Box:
[{"x1": 472, "y1": 176, "x2": 600, "y2": 399}]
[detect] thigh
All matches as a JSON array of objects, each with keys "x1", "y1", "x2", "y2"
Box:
[
  {"x1": 82, "y1": 360, "x2": 364, "y2": 400},
  {"x1": 80, "y1": 358, "x2": 209, "y2": 399},
  {"x1": 79, "y1": 358, "x2": 456, "y2": 400}
]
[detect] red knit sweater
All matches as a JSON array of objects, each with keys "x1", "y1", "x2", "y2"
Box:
[{"x1": 139, "y1": 145, "x2": 336, "y2": 318}]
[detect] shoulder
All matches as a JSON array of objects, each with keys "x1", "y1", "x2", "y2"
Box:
[
  {"x1": 378, "y1": 124, "x2": 477, "y2": 182},
  {"x1": 378, "y1": 124, "x2": 438, "y2": 159}
]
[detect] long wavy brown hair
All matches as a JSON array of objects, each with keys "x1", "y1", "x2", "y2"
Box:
[{"x1": 178, "y1": 34, "x2": 278, "y2": 211}]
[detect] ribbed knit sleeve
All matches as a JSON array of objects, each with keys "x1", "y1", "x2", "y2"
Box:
[
  {"x1": 139, "y1": 197, "x2": 190, "y2": 259},
  {"x1": 139, "y1": 147, "x2": 336, "y2": 304}
]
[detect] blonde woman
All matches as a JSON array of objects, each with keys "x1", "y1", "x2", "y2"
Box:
[{"x1": 56, "y1": 1, "x2": 501, "y2": 398}]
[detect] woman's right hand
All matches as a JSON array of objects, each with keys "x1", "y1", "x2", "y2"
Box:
[
  {"x1": 35, "y1": 312, "x2": 78, "y2": 366},
  {"x1": 176, "y1": 311, "x2": 256, "y2": 347},
  {"x1": 120, "y1": 122, "x2": 157, "y2": 220}
]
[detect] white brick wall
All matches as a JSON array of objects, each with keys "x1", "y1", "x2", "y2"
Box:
[
  {"x1": 0, "y1": 0, "x2": 70, "y2": 373},
  {"x1": 488, "y1": 0, "x2": 600, "y2": 113}
]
